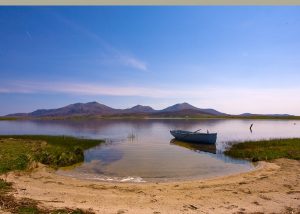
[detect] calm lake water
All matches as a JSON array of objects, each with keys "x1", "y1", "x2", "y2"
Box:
[{"x1": 0, "y1": 119, "x2": 299, "y2": 182}]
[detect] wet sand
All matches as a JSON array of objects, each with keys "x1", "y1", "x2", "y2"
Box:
[{"x1": 1, "y1": 159, "x2": 300, "y2": 214}]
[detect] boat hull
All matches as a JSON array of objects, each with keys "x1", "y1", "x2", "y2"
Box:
[{"x1": 170, "y1": 130, "x2": 217, "y2": 144}]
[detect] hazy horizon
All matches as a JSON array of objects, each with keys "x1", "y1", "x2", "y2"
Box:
[{"x1": 1, "y1": 7, "x2": 300, "y2": 115}]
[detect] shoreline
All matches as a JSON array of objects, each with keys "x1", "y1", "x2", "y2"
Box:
[
  {"x1": 2, "y1": 159, "x2": 299, "y2": 214},
  {"x1": 56, "y1": 161, "x2": 258, "y2": 184},
  {"x1": 1, "y1": 116, "x2": 300, "y2": 121}
]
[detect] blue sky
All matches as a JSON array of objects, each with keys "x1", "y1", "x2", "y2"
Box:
[{"x1": 0, "y1": 6, "x2": 300, "y2": 115}]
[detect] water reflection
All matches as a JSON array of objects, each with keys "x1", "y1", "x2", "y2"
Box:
[
  {"x1": 84, "y1": 144, "x2": 123, "y2": 165},
  {"x1": 1, "y1": 119, "x2": 300, "y2": 182},
  {"x1": 170, "y1": 139, "x2": 251, "y2": 165},
  {"x1": 2, "y1": 119, "x2": 299, "y2": 145},
  {"x1": 170, "y1": 139, "x2": 217, "y2": 154}
]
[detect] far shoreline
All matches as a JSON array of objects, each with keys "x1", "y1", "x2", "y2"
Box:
[{"x1": 1, "y1": 115, "x2": 300, "y2": 121}]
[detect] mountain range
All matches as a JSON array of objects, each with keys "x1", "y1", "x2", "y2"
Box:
[
  {"x1": 6, "y1": 102, "x2": 228, "y2": 118},
  {"x1": 5, "y1": 101, "x2": 295, "y2": 118}
]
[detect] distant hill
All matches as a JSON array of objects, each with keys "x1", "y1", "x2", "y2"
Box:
[
  {"x1": 8, "y1": 102, "x2": 119, "y2": 117},
  {"x1": 122, "y1": 105, "x2": 156, "y2": 114},
  {"x1": 152, "y1": 109, "x2": 222, "y2": 117},
  {"x1": 5, "y1": 101, "x2": 296, "y2": 119},
  {"x1": 239, "y1": 113, "x2": 294, "y2": 117},
  {"x1": 160, "y1": 102, "x2": 226, "y2": 116},
  {"x1": 161, "y1": 103, "x2": 199, "y2": 112},
  {"x1": 6, "y1": 101, "x2": 225, "y2": 118}
]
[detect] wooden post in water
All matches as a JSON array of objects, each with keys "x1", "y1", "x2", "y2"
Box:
[{"x1": 250, "y1": 124, "x2": 253, "y2": 133}]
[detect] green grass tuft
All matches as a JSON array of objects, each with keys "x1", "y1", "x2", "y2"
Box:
[
  {"x1": 0, "y1": 136, "x2": 99, "y2": 213},
  {"x1": 18, "y1": 206, "x2": 40, "y2": 214},
  {"x1": 225, "y1": 138, "x2": 300, "y2": 161},
  {"x1": 0, "y1": 135, "x2": 103, "y2": 174},
  {"x1": 51, "y1": 209, "x2": 87, "y2": 214}
]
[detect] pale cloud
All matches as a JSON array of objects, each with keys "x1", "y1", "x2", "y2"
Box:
[
  {"x1": 1, "y1": 81, "x2": 300, "y2": 115},
  {"x1": 26, "y1": 31, "x2": 32, "y2": 40},
  {"x1": 0, "y1": 89, "x2": 10, "y2": 93},
  {"x1": 52, "y1": 11, "x2": 147, "y2": 71},
  {"x1": 0, "y1": 81, "x2": 172, "y2": 98},
  {"x1": 118, "y1": 54, "x2": 147, "y2": 71},
  {"x1": 188, "y1": 88, "x2": 300, "y2": 115}
]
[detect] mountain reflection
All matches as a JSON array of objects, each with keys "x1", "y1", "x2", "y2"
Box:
[{"x1": 28, "y1": 119, "x2": 223, "y2": 134}]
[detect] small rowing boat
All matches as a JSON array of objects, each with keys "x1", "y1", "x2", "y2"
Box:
[{"x1": 170, "y1": 129, "x2": 217, "y2": 144}]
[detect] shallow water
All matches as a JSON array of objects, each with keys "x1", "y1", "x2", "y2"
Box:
[{"x1": 0, "y1": 119, "x2": 299, "y2": 182}]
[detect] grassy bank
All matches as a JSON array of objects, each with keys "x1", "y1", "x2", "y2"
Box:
[
  {"x1": 0, "y1": 135, "x2": 103, "y2": 174},
  {"x1": 225, "y1": 138, "x2": 300, "y2": 161},
  {"x1": 0, "y1": 117, "x2": 19, "y2": 120},
  {"x1": 0, "y1": 135, "x2": 101, "y2": 213}
]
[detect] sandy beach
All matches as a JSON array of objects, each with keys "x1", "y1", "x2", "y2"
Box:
[{"x1": 1, "y1": 158, "x2": 299, "y2": 214}]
